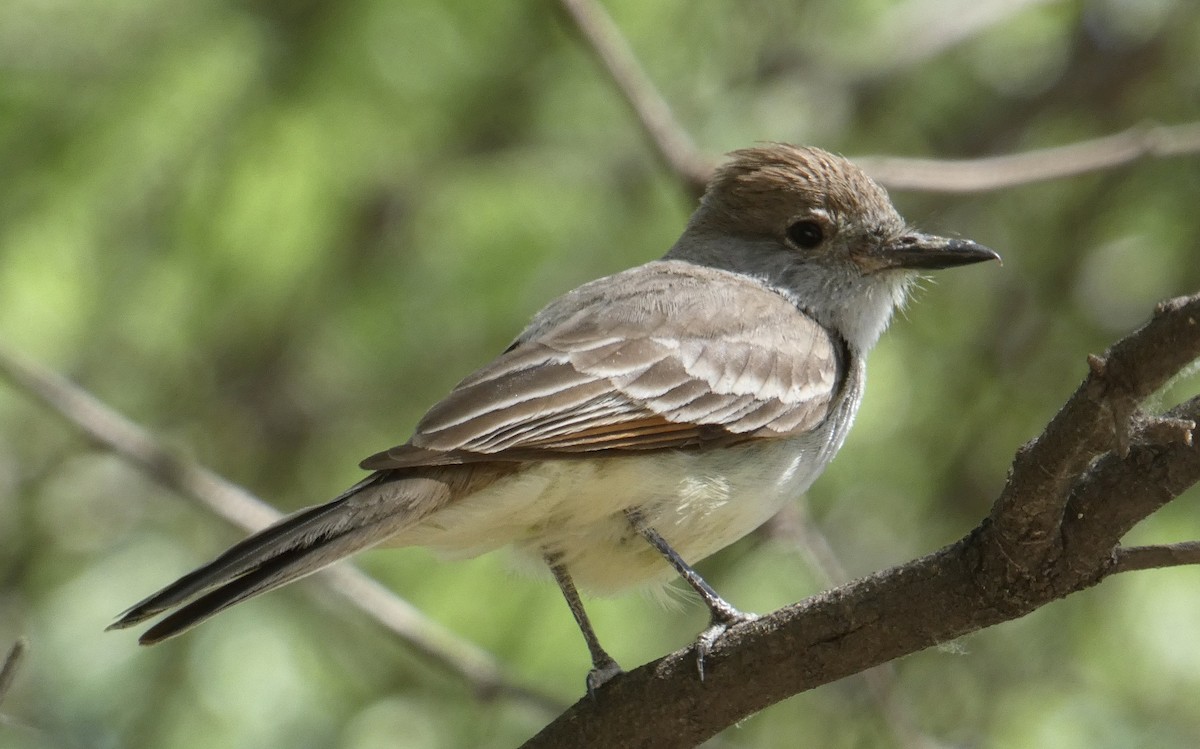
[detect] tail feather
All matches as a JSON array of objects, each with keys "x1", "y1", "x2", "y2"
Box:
[
  {"x1": 110, "y1": 472, "x2": 406, "y2": 641},
  {"x1": 136, "y1": 523, "x2": 384, "y2": 644}
]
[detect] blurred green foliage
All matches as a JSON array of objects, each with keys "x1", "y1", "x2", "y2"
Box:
[{"x1": 1, "y1": 0, "x2": 1199, "y2": 747}]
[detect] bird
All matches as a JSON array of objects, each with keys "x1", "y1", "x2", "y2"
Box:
[{"x1": 110, "y1": 144, "x2": 998, "y2": 692}]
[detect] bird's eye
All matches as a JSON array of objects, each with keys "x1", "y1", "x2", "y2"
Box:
[{"x1": 786, "y1": 220, "x2": 824, "y2": 249}]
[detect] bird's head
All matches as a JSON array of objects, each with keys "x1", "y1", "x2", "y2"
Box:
[{"x1": 667, "y1": 144, "x2": 998, "y2": 351}]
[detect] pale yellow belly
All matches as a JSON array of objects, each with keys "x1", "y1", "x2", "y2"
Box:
[{"x1": 390, "y1": 436, "x2": 826, "y2": 594}]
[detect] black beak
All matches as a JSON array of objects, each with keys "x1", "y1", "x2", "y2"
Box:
[{"x1": 881, "y1": 233, "x2": 1000, "y2": 270}]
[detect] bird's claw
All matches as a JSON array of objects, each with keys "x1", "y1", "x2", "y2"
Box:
[
  {"x1": 585, "y1": 657, "x2": 623, "y2": 698},
  {"x1": 695, "y1": 610, "x2": 758, "y2": 681}
]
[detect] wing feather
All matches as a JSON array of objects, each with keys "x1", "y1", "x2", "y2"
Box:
[{"x1": 360, "y1": 261, "x2": 844, "y2": 471}]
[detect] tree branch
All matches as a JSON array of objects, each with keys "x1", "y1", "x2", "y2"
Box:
[
  {"x1": 854, "y1": 122, "x2": 1200, "y2": 193},
  {"x1": 0, "y1": 345, "x2": 560, "y2": 713},
  {"x1": 522, "y1": 293, "x2": 1200, "y2": 748},
  {"x1": 987, "y1": 295, "x2": 1200, "y2": 580},
  {"x1": 553, "y1": 3, "x2": 1200, "y2": 198},
  {"x1": 1112, "y1": 541, "x2": 1200, "y2": 574},
  {"x1": 554, "y1": 0, "x2": 712, "y2": 197},
  {"x1": 0, "y1": 639, "x2": 26, "y2": 711}
]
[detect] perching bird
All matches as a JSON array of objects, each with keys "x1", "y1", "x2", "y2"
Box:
[{"x1": 111, "y1": 144, "x2": 998, "y2": 691}]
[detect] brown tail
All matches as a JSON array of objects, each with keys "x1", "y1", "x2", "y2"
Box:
[{"x1": 109, "y1": 472, "x2": 412, "y2": 644}]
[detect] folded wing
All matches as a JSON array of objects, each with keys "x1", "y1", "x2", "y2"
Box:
[{"x1": 362, "y1": 261, "x2": 843, "y2": 470}]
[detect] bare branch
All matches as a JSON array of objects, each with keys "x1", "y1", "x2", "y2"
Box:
[
  {"x1": 0, "y1": 345, "x2": 559, "y2": 713},
  {"x1": 555, "y1": 0, "x2": 712, "y2": 197},
  {"x1": 1113, "y1": 541, "x2": 1200, "y2": 574},
  {"x1": 556, "y1": 3, "x2": 1198, "y2": 199},
  {"x1": 1061, "y1": 395, "x2": 1200, "y2": 566},
  {"x1": 0, "y1": 638, "x2": 26, "y2": 710},
  {"x1": 855, "y1": 122, "x2": 1200, "y2": 193},
  {"x1": 555, "y1": 0, "x2": 1200, "y2": 202},
  {"x1": 555, "y1": 0, "x2": 1198, "y2": 200},
  {"x1": 987, "y1": 294, "x2": 1200, "y2": 576}
]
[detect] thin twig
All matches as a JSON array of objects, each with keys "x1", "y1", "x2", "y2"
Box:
[
  {"x1": 1112, "y1": 541, "x2": 1200, "y2": 574},
  {"x1": 0, "y1": 638, "x2": 27, "y2": 710},
  {"x1": 0, "y1": 345, "x2": 560, "y2": 712},
  {"x1": 768, "y1": 502, "x2": 948, "y2": 749},
  {"x1": 855, "y1": 122, "x2": 1200, "y2": 193},
  {"x1": 555, "y1": 0, "x2": 711, "y2": 196}
]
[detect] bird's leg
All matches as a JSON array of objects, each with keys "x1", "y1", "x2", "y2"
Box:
[
  {"x1": 544, "y1": 552, "x2": 622, "y2": 695},
  {"x1": 624, "y1": 508, "x2": 757, "y2": 680}
]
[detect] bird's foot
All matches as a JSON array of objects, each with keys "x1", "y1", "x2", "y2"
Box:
[
  {"x1": 585, "y1": 656, "x2": 624, "y2": 698},
  {"x1": 695, "y1": 609, "x2": 758, "y2": 681}
]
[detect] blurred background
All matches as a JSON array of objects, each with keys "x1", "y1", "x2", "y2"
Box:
[{"x1": 1, "y1": 0, "x2": 1199, "y2": 747}]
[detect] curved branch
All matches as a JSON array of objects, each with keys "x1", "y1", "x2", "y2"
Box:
[
  {"x1": 855, "y1": 122, "x2": 1200, "y2": 193},
  {"x1": 0, "y1": 639, "x2": 26, "y2": 710},
  {"x1": 552, "y1": 3, "x2": 1200, "y2": 199},
  {"x1": 554, "y1": 0, "x2": 1200, "y2": 203},
  {"x1": 987, "y1": 295, "x2": 1200, "y2": 576},
  {"x1": 0, "y1": 345, "x2": 560, "y2": 713},
  {"x1": 1059, "y1": 394, "x2": 1200, "y2": 568},
  {"x1": 555, "y1": 0, "x2": 712, "y2": 197},
  {"x1": 522, "y1": 292, "x2": 1200, "y2": 748}
]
